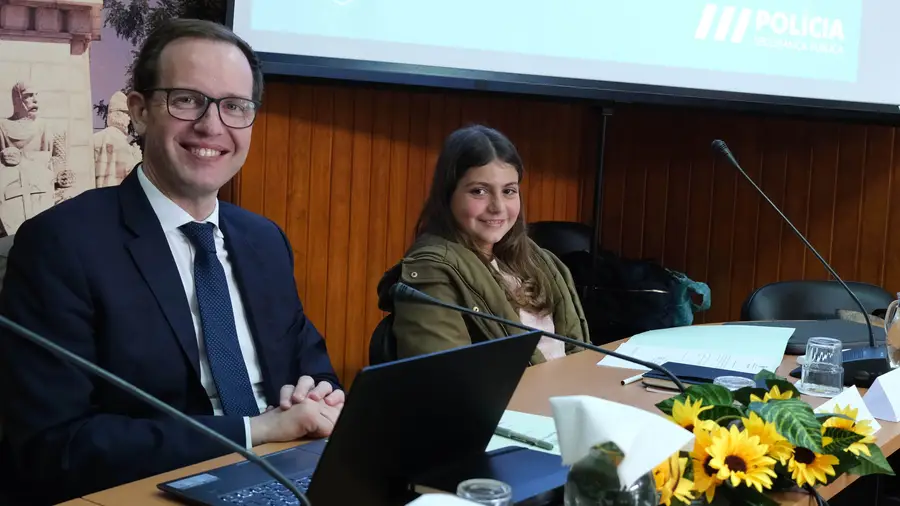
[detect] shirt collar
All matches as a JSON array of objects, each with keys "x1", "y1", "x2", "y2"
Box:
[{"x1": 136, "y1": 164, "x2": 221, "y2": 235}]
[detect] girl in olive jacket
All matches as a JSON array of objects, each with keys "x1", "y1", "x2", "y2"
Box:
[{"x1": 377, "y1": 125, "x2": 589, "y2": 365}]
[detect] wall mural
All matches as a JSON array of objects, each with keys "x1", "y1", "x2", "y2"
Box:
[
  {"x1": 0, "y1": 0, "x2": 223, "y2": 236},
  {"x1": 93, "y1": 90, "x2": 142, "y2": 188},
  {"x1": 0, "y1": 81, "x2": 73, "y2": 233}
]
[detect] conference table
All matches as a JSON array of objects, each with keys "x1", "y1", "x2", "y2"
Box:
[{"x1": 73, "y1": 339, "x2": 899, "y2": 506}]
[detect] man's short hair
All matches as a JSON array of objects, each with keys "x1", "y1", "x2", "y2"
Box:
[{"x1": 131, "y1": 18, "x2": 264, "y2": 102}]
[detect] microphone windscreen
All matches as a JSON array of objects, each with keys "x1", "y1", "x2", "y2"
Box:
[{"x1": 389, "y1": 282, "x2": 417, "y2": 302}]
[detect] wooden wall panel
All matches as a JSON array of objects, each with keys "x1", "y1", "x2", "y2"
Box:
[
  {"x1": 232, "y1": 80, "x2": 596, "y2": 384},
  {"x1": 600, "y1": 105, "x2": 900, "y2": 325},
  {"x1": 229, "y1": 77, "x2": 900, "y2": 385}
]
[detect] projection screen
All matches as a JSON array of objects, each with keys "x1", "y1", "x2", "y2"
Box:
[{"x1": 229, "y1": 0, "x2": 900, "y2": 118}]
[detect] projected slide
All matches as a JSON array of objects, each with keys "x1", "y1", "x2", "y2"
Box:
[
  {"x1": 252, "y1": 0, "x2": 859, "y2": 83},
  {"x1": 230, "y1": 0, "x2": 899, "y2": 109}
]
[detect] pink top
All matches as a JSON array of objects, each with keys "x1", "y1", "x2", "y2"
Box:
[{"x1": 490, "y1": 259, "x2": 566, "y2": 361}]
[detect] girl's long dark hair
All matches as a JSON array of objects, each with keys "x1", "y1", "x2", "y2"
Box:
[{"x1": 415, "y1": 125, "x2": 553, "y2": 314}]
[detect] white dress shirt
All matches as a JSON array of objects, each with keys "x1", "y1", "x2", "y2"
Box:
[{"x1": 137, "y1": 166, "x2": 266, "y2": 448}]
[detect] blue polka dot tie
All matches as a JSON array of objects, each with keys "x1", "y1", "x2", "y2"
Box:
[{"x1": 180, "y1": 222, "x2": 259, "y2": 417}]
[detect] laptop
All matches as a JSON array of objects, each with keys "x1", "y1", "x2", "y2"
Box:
[{"x1": 158, "y1": 330, "x2": 543, "y2": 506}]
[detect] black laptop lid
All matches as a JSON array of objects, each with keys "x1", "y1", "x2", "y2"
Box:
[{"x1": 306, "y1": 330, "x2": 543, "y2": 506}]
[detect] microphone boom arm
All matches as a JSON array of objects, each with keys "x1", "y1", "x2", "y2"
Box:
[
  {"x1": 712, "y1": 140, "x2": 876, "y2": 350},
  {"x1": 0, "y1": 316, "x2": 311, "y2": 506},
  {"x1": 391, "y1": 283, "x2": 687, "y2": 393}
]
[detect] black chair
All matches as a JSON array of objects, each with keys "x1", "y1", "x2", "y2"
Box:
[
  {"x1": 526, "y1": 221, "x2": 592, "y2": 259},
  {"x1": 740, "y1": 280, "x2": 895, "y2": 321},
  {"x1": 368, "y1": 314, "x2": 397, "y2": 366}
]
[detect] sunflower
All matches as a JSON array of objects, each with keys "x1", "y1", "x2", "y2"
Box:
[
  {"x1": 670, "y1": 397, "x2": 712, "y2": 432},
  {"x1": 787, "y1": 445, "x2": 839, "y2": 487},
  {"x1": 706, "y1": 424, "x2": 778, "y2": 492},
  {"x1": 749, "y1": 385, "x2": 794, "y2": 403},
  {"x1": 822, "y1": 405, "x2": 877, "y2": 457},
  {"x1": 653, "y1": 453, "x2": 695, "y2": 506},
  {"x1": 741, "y1": 411, "x2": 794, "y2": 465},
  {"x1": 691, "y1": 423, "x2": 723, "y2": 503}
]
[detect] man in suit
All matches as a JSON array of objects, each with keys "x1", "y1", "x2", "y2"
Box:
[{"x1": 0, "y1": 19, "x2": 344, "y2": 505}]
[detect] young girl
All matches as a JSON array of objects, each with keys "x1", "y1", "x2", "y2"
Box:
[{"x1": 377, "y1": 124, "x2": 589, "y2": 364}]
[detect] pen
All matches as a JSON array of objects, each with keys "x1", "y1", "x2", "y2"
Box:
[
  {"x1": 621, "y1": 373, "x2": 645, "y2": 386},
  {"x1": 494, "y1": 426, "x2": 555, "y2": 451}
]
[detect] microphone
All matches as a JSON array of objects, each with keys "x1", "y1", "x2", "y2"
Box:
[
  {"x1": 711, "y1": 139, "x2": 890, "y2": 386},
  {"x1": 389, "y1": 282, "x2": 687, "y2": 393},
  {"x1": 0, "y1": 316, "x2": 311, "y2": 506}
]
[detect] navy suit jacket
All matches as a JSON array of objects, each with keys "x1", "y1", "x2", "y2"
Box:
[{"x1": 0, "y1": 171, "x2": 341, "y2": 505}]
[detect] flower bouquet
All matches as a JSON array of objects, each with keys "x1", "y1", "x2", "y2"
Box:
[{"x1": 651, "y1": 370, "x2": 894, "y2": 505}]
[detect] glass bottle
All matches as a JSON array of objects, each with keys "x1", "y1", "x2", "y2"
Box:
[{"x1": 884, "y1": 293, "x2": 900, "y2": 369}]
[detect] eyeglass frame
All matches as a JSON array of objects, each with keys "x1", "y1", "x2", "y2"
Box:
[{"x1": 140, "y1": 87, "x2": 262, "y2": 129}]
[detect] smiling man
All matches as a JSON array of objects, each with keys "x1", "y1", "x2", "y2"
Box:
[{"x1": 0, "y1": 20, "x2": 344, "y2": 505}]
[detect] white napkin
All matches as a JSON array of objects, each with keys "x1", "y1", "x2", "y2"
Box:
[
  {"x1": 406, "y1": 494, "x2": 479, "y2": 505},
  {"x1": 550, "y1": 395, "x2": 695, "y2": 488}
]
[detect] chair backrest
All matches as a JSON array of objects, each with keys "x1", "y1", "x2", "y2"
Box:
[
  {"x1": 740, "y1": 280, "x2": 895, "y2": 321},
  {"x1": 526, "y1": 221, "x2": 592, "y2": 258},
  {"x1": 368, "y1": 314, "x2": 397, "y2": 366}
]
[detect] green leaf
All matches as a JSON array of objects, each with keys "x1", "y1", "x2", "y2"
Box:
[
  {"x1": 815, "y1": 413, "x2": 855, "y2": 424},
  {"x1": 698, "y1": 405, "x2": 746, "y2": 425},
  {"x1": 821, "y1": 427, "x2": 864, "y2": 454},
  {"x1": 656, "y1": 384, "x2": 735, "y2": 416},
  {"x1": 707, "y1": 494, "x2": 732, "y2": 506},
  {"x1": 656, "y1": 396, "x2": 676, "y2": 416},
  {"x1": 749, "y1": 399, "x2": 823, "y2": 453},
  {"x1": 850, "y1": 444, "x2": 895, "y2": 476},
  {"x1": 721, "y1": 484, "x2": 780, "y2": 506},
  {"x1": 734, "y1": 386, "x2": 769, "y2": 406},
  {"x1": 754, "y1": 369, "x2": 779, "y2": 382}
]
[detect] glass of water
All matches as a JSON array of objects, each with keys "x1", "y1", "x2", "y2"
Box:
[
  {"x1": 457, "y1": 478, "x2": 512, "y2": 506},
  {"x1": 798, "y1": 337, "x2": 843, "y2": 397}
]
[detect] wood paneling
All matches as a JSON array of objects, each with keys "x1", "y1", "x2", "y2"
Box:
[
  {"x1": 600, "y1": 104, "x2": 899, "y2": 324},
  {"x1": 231, "y1": 81, "x2": 597, "y2": 384},
  {"x1": 229, "y1": 78, "x2": 900, "y2": 384}
]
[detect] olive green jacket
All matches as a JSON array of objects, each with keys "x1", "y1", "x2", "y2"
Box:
[{"x1": 376, "y1": 234, "x2": 590, "y2": 365}]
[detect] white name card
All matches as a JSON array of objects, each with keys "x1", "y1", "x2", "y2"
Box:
[
  {"x1": 815, "y1": 385, "x2": 881, "y2": 432},
  {"x1": 407, "y1": 495, "x2": 479, "y2": 505},
  {"x1": 863, "y1": 367, "x2": 900, "y2": 422}
]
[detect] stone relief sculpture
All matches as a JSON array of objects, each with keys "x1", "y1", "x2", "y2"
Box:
[
  {"x1": 0, "y1": 147, "x2": 55, "y2": 234},
  {"x1": 0, "y1": 81, "x2": 74, "y2": 235},
  {"x1": 93, "y1": 90, "x2": 141, "y2": 188}
]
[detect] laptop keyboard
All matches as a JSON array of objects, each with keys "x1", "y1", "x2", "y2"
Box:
[{"x1": 219, "y1": 475, "x2": 312, "y2": 505}]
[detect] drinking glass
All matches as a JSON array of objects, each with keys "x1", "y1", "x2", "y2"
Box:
[
  {"x1": 457, "y1": 478, "x2": 512, "y2": 506},
  {"x1": 798, "y1": 337, "x2": 843, "y2": 397},
  {"x1": 713, "y1": 376, "x2": 757, "y2": 391},
  {"x1": 884, "y1": 295, "x2": 900, "y2": 369}
]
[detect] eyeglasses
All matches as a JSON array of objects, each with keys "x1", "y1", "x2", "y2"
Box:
[{"x1": 143, "y1": 88, "x2": 260, "y2": 129}]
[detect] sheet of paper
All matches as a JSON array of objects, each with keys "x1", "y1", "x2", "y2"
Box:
[
  {"x1": 815, "y1": 385, "x2": 882, "y2": 433},
  {"x1": 486, "y1": 410, "x2": 560, "y2": 455},
  {"x1": 597, "y1": 325, "x2": 793, "y2": 374},
  {"x1": 550, "y1": 395, "x2": 694, "y2": 488}
]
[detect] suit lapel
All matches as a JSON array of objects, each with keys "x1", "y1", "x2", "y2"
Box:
[{"x1": 118, "y1": 172, "x2": 201, "y2": 380}]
